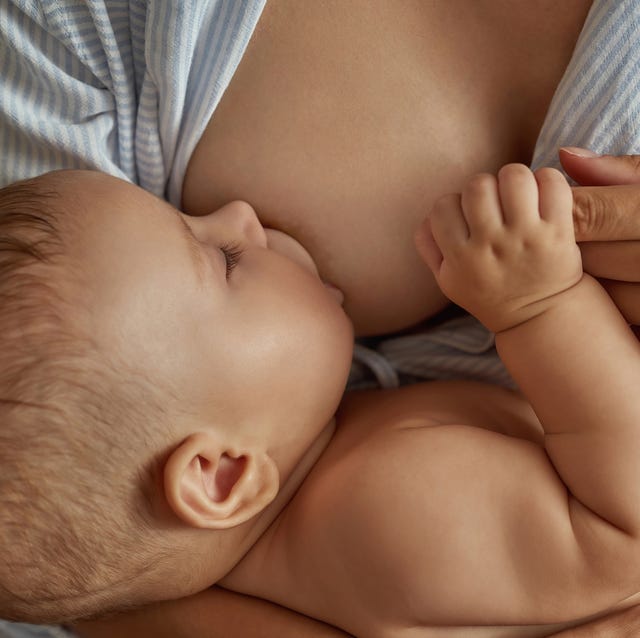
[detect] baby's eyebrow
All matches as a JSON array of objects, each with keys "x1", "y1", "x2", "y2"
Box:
[{"x1": 175, "y1": 213, "x2": 206, "y2": 282}]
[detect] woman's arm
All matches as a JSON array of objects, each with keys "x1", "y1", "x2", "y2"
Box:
[
  {"x1": 548, "y1": 603, "x2": 640, "y2": 637},
  {"x1": 72, "y1": 586, "x2": 352, "y2": 638}
]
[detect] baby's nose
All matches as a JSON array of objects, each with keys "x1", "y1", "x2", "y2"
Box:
[
  {"x1": 190, "y1": 200, "x2": 268, "y2": 248},
  {"x1": 220, "y1": 200, "x2": 267, "y2": 247}
]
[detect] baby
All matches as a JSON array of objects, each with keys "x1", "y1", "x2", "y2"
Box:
[
  {"x1": 2, "y1": 166, "x2": 640, "y2": 636},
  {"x1": 0, "y1": 169, "x2": 353, "y2": 621}
]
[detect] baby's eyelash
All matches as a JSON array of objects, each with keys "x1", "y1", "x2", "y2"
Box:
[{"x1": 221, "y1": 243, "x2": 243, "y2": 278}]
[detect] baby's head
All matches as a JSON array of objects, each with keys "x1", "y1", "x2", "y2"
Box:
[{"x1": 0, "y1": 170, "x2": 353, "y2": 623}]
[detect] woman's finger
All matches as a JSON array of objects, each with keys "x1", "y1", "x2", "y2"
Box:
[
  {"x1": 572, "y1": 185, "x2": 640, "y2": 241},
  {"x1": 599, "y1": 279, "x2": 640, "y2": 325},
  {"x1": 580, "y1": 241, "x2": 640, "y2": 281},
  {"x1": 560, "y1": 147, "x2": 640, "y2": 186}
]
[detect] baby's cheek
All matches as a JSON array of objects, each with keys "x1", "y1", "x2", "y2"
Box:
[{"x1": 265, "y1": 228, "x2": 319, "y2": 277}]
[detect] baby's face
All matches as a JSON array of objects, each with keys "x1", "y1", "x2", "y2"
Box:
[{"x1": 56, "y1": 171, "x2": 353, "y2": 464}]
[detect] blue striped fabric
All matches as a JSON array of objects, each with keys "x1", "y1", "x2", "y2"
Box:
[
  {"x1": 531, "y1": 0, "x2": 640, "y2": 172},
  {"x1": 0, "y1": 0, "x2": 266, "y2": 205}
]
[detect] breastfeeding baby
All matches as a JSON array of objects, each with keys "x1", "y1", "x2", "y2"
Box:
[{"x1": 1, "y1": 164, "x2": 639, "y2": 637}]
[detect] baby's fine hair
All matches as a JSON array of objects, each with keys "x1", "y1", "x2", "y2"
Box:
[{"x1": 0, "y1": 174, "x2": 173, "y2": 623}]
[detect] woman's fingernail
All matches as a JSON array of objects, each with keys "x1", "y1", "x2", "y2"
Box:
[{"x1": 561, "y1": 146, "x2": 600, "y2": 158}]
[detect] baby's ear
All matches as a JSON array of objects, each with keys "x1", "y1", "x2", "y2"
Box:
[{"x1": 163, "y1": 432, "x2": 279, "y2": 529}]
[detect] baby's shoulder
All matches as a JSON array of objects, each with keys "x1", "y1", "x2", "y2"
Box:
[
  {"x1": 334, "y1": 380, "x2": 543, "y2": 449},
  {"x1": 278, "y1": 381, "x2": 547, "y2": 631}
]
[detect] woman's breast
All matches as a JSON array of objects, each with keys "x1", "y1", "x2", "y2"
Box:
[{"x1": 182, "y1": 0, "x2": 591, "y2": 335}]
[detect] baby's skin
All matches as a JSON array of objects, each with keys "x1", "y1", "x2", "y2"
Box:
[{"x1": 217, "y1": 165, "x2": 640, "y2": 637}]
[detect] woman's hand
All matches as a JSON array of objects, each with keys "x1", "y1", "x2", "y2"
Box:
[{"x1": 561, "y1": 147, "x2": 640, "y2": 324}]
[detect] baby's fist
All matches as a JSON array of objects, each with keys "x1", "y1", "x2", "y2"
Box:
[{"x1": 416, "y1": 165, "x2": 582, "y2": 333}]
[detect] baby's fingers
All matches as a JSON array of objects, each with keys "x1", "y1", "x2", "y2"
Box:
[
  {"x1": 415, "y1": 217, "x2": 443, "y2": 275},
  {"x1": 461, "y1": 173, "x2": 503, "y2": 237},
  {"x1": 498, "y1": 164, "x2": 539, "y2": 226},
  {"x1": 536, "y1": 167, "x2": 573, "y2": 229},
  {"x1": 428, "y1": 194, "x2": 469, "y2": 257}
]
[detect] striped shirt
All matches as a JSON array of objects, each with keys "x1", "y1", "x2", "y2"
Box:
[
  {"x1": 531, "y1": 0, "x2": 640, "y2": 172},
  {"x1": 0, "y1": 0, "x2": 266, "y2": 205}
]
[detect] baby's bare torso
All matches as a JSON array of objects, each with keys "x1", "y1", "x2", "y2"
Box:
[
  {"x1": 225, "y1": 381, "x2": 640, "y2": 637},
  {"x1": 182, "y1": 0, "x2": 592, "y2": 335}
]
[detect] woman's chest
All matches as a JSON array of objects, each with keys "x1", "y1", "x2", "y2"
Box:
[{"x1": 183, "y1": 0, "x2": 591, "y2": 334}]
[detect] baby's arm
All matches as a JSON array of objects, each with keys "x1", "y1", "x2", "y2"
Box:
[
  {"x1": 419, "y1": 164, "x2": 640, "y2": 612},
  {"x1": 422, "y1": 164, "x2": 640, "y2": 540}
]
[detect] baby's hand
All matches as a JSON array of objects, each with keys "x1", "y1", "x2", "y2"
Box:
[{"x1": 416, "y1": 164, "x2": 583, "y2": 333}]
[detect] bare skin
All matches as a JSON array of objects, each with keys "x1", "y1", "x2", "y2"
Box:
[
  {"x1": 73, "y1": 151, "x2": 640, "y2": 638},
  {"x1": 548, "y1": 601, "x2": 640, "y2": 637},
  {"x1": 74, "y1": 2, "x2": 640, "y2": 637},
  {"x1": 72, "y1": 166, "x2": 640, "y2": 636},
  {"x1": 74, "y1": 149, "x2": 640, "y2": 638},
  {"x1": 216, "y1": 166, "x2": 640, "y2": 636},
  {"x1": 72, "y1": 588, "x2": 350, "y2": 638},
  {"x1": 183, "y1": 0, "x2": 592, "y2": 335},
  {"x1": 562, "y1": 149, "x2": 640, "y2": 326}
]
